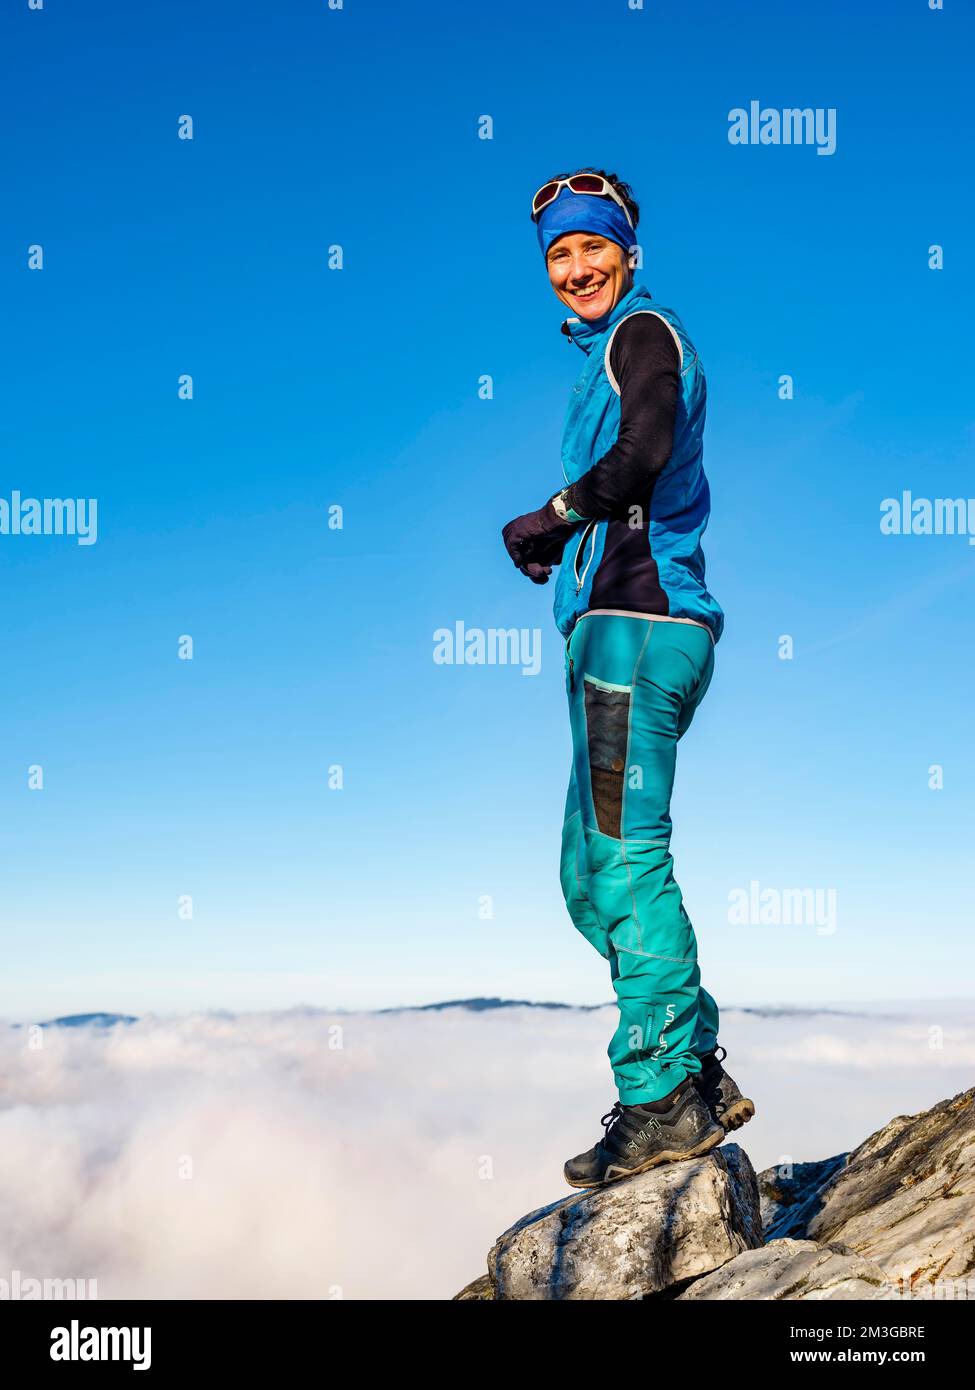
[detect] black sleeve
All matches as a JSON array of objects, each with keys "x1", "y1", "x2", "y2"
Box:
[{"x1": 562, "y1": 312, "x2": 680, "y2": 520}]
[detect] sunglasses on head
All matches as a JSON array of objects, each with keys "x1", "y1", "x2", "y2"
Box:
[{"x1": 530, "y1": 173, "x2": 635, "y2": 229}]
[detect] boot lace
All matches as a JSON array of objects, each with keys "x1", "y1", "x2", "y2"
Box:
[{"x1": 601, "y1": 1102, "x2": 624, "y2": 1134}]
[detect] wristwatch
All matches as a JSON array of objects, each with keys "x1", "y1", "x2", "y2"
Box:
[
  {"x1": 550, "y1": 490, "x2": 571, "y2": 522},
  {"x1": 551, "y1": 488, "x2": 588, "y2": 525}
]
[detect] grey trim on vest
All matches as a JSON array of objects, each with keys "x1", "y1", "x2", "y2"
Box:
[{"x1": 603, "y1": 310, "x2": 685, "y2": 395}]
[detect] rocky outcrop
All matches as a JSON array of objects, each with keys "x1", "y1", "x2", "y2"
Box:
[
  {"x1": 676, "y1": 1238, "x2": 890, "y2": 1301},
  {"x1": 453, "y1": 1273, "x2": 494, "y2": 1301},
  {"x1": 457, "y1": 1086, "x2": 975, "y2": 1300},
  {"x1": 757, "y1": 1153, "x2": 848, "y2": 1239},
  {"x1": 483, "y1": 1145, "x2": 761, "y2": 1301},
  {"x1": 758, "y1": 1086, "x2": 975, "y2": 1289}
]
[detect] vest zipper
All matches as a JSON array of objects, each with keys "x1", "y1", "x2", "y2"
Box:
[{"x1": 574, "y1": 520, "x2": 598, "y2": 594}]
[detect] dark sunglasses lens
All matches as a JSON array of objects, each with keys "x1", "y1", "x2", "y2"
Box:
[
  {"x1": 532, "y1": 182, "x2": 560, "y2": 214},
  {"x1": 568, "y1": 175, "x2": 606, "y2": 194}
]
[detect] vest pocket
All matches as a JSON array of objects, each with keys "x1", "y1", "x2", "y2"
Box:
[{"x1": 583, "y1": 676, "x2": 631, "y2": 838}]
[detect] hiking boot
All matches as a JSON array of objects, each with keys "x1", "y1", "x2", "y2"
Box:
[
  {"x1": 693, "y1": 1045, "x2": 755, "y2": 1132},
  {"x1": 563, "y1": 1077, "x2": 725, "y2": 1189}
]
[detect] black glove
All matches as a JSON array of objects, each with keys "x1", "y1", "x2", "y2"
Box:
[{"x1": 502, "y1": 499, "x2": 577, "y2": 585}]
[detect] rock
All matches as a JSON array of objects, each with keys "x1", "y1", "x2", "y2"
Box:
[
  {"x1": 452, "y1": 1273, "x2": 494, "y2": 1301},
  {"x1": 459, "y1": 1088, "x2": 975, "y2": 1301},
  {"x1": 487, "y1": 1144, "x2": 762, "y2": 1301},
  {"x1": 759, "y1": 1153, "x2": 848, "y2": 1238},
  {"x1": 676, "y1": 1237, "x2": 892, "y2": 1300},
  {"x1": 758, "y1": 1086, "x2": 975, "y2": 1291}
]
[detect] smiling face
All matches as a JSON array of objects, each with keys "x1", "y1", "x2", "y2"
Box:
[{"x1": 545, "y1": 232, "x2": 632, "y2": 320}]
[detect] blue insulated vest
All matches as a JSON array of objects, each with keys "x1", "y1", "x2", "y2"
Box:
[{"x1": 553, "y1": 283, "x2": 724, "y2": 643}]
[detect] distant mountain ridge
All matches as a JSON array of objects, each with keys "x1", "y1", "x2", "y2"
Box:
[
  {"x1": 8, "y1": 1000, "x2": 911, "y2": 1029},
  {"x1": 13, "y1": 1012, "x2": 139, "y2": 1030},
  {"x1": 378, "y1": 997, "x2": 593, "y2": 1014},
  {"x1": 379, "y1": 998, "x2": 904, "y2": 1020}
]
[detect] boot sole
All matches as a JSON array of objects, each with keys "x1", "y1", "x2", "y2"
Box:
[
  {"x1": 563, "y1": 1122, "x2": 725, "y2": 1190},
  {"x1": 720, "y1": 1098, "x2": 756, "y2": 1132}
]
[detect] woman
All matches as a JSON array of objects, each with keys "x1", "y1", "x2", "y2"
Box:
[{"x1": 502, "y1": 169, "x2": 755, "y2": 1188}]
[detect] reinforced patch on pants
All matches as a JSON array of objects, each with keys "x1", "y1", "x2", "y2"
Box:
[{"x1": 583, "y1": 675, "x2": 630, "y2": 838}]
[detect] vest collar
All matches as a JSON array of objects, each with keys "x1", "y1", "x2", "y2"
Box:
[{"x1": 560, "y1": 283, "x2": 653, "y2": 354}]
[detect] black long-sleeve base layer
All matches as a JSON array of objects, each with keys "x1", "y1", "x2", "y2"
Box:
[{"x1": 562, "y1": 310, "x2": 681, "y2": 618}]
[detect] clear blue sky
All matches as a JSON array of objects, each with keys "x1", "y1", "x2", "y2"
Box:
[{"x1": 3, "y1": 0, "x2": 973, "y2": 1018}]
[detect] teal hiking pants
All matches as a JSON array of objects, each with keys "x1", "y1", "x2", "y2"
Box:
[{"x1": 561, "y1": 610, "x2": 720, "y2": 1104}]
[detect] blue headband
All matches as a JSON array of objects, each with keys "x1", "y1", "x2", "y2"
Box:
[{"x1": 535, "y1": 187, "x2": 635, "y2": 257}]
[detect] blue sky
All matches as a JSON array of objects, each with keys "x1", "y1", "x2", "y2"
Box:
[{"x1": 3, "y1": 0, "x2": 973, "y2": 1017}]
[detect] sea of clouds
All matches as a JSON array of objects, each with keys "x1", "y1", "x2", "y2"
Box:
[{"x1": 1, "y1": 1001, "x2": 972, "y2": 1300}]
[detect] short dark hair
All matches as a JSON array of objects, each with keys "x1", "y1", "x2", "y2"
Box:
[{"x1": 534, "y1": 167, "x2": 640, "y2": 227}]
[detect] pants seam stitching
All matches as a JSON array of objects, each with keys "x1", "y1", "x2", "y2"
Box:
[{"x1": 616, "y1": 945, "x2": 695, "y2": 964}]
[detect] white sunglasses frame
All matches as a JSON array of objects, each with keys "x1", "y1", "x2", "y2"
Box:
[{"x1": 531, "y1": 175, "x2": 635, "y2": 232}]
